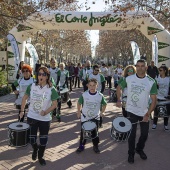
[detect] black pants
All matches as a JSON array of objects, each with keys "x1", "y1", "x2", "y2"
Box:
[
  {"x1": 68, "y1": 76, "x2": 72, "y2": 91},
  {"x1": 27, "y1": 117, "x2": 50, "y2": 146},
  {"x1": 75, "y1": 76, "x2": 80, "y2": 88},
  {"x1": 122, "y1": 107, "x2": 128, "y2": 117},
  {"x1": 82, "y1": 80, "x2": 88, "y2": 92},
  {"x1": 79, "y1": 119, "x2": 99, "y2": 146},
  {"x1": 128, "y1": 112, "x2": 149, "y2": 155},
  {"x1": 153, "y1": 102, "x2": 170, "y2": 126},
  {"x1": 107, "y1": 76, "x2": 112, "y2": 88}
]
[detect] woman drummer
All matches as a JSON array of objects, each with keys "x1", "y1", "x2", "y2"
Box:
[
  {"x1": 20, "y1": 66, "x2": 59, "y2": 166},
  {"x1": 12, "y1": 64, "x2": 34, "y2": 122},
  {"x1": 152, "y1": 65, "x2": 170, "y2": 131},
  {"x1": 118, "y1": 65, "x2": 136, "y2": 117}
]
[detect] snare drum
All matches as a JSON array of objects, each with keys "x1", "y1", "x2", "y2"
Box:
[
  {"x1": 59, "y1": 87, "x2": 69, "y2": 103},
  {"x1": 154, "y1": 100, "x2": 170, "y2": 117},
  {"x1": 82, "y1": 121, "x2": 98, "y2": 140},
  {"x1": 110, "y1": 117, "x2": 132, "y2": 142},
  {"x1": 8, "y1": 122, "x2": 30, "y2": 147}
]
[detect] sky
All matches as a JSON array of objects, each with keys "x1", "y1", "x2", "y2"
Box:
[{"x1": 78, "y1": 0, "x2": 110, "y2": 56}]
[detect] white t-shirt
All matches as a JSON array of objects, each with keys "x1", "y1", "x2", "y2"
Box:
[
  {"x1": 57, "y1": 69, "x2": 69, "y2": 87},
  {"x1": 14, "y1": 77, "x2": 34, "y2": 105},
  {"x1": 49, "y1": 67, "x2": 59, "y2": 83},
  {"x1": 119, "y1": 74, "x2": 157, "y2": 116},
  {"x1": 100, "y1": 67, "x2": 108, "y2": 77},
  {"x1": 25, "y1": 83, "x2": 59, "y2": 121},
  {"x1": 155, "y1": 76, "x2": 170, "y2": 99},
  {"x1": 115, "y1": 68, "x2": 123, "y2": 76},
  {"x1": 78, "y1": 91, "x2": 107, "y2": 122},
  {"x1": 18, "y1": 77, "x2": 34, "y2": 98}
]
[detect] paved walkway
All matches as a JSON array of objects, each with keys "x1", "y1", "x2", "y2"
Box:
[{"x1": 0, "y1": 88, "x2": 170, "y2": 170}]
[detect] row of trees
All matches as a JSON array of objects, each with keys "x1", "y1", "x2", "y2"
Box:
[{"x1": 0, "y1": 0, "x2": 169, "y2": 64}]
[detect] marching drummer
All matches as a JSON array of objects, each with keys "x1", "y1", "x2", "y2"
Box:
[
  {"x1": 118, "y1": 65, "x2": 136, "y2": 117},
  {"x1": 116, "y1": 59, "x2": 157, "y2": 164},
  {"x1": 20, "y1": 66, "x2": 59, "y2": 166},
  {"x1": 152, "y1": 65, "x2": 170, "y2": 130},
  {"x1": 76, "y1": 78, "x2": 107, "y2": 154},
  {"x1": 12, "y1": 64, "x2": 34, "y2": 122},
  {"x1": 87, "y1": 64, "x2": 105, "y2": 128},
  {"x1": 56, "y1": 62, "x2": 72, "y2": 112},
  {"x1": 48, "y1": 58, "x2": 61, "y2": 122}
]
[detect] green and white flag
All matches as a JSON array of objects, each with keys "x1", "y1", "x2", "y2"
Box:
[
  {"x1": 7, "y1": 33, "x2": 20, "y2": 71},
  {"x1": 152, "y1": 35, "x2": 158, "y2": 66},
  {"x1": 130, "y1": 41, "x2": 140, "y2": 65},
  {"x1": 25, "y1": 43, "x2": 39, "y2": 70}
]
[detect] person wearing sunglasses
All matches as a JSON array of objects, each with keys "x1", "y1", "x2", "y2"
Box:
[
  {"x1": 116, "y1": 59, "x2": 157, "y2": 164},
  {"x1": 152, "y1": 65, "x2": 170, "y2": 131},
  {"x1": 118, "y1": 65, "x2": 136, "y2": 117},
  {"x1": 12, "y1": 64, "x2": 34, "y2": 122},
  {"x1": 88, "y1": 64, "x2": 105, "y2": 128},
  {"x1": 19, "y1": 66, "x2": 59, "y2": 166},
  {"x1": 79, "y1": 60, "x2": 93, "y2": 92}
]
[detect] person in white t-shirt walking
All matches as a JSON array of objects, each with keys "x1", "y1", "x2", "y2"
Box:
[
  {"x1": 76, "y1": 78, "x2": 107, "y2": 154},
  {"x1": 152, "y1": 65, "x2": 170, "y2": 130},
  {"x1": 115, "y1": 64, "x2": 123, "y2": 79},
  {"x1": 116, "y1": 59, "x2": 157, "y2": 164}
]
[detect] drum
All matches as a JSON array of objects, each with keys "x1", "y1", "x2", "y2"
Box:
[
  {"x1": 109, "y1": 88, "x2": 117, "y2": 102},
  {"x1": 110, "y1": 117, "x2": 132, "y2": 142},
  {"x1": 15, "y1": 98, "x2": 29, "y2": 109},
  {"x1": 82, "y1": 121, "x2": 98, "y2": 140},
  {"x1": 154, "y1": 100, "x2": 170, "y2": 117},
  {"x1": 8, "y1": 122, "x2": 30, "y2": 147},
  {"x1": 59, "y1": 87, "x2": 69, "y2": 103},
  {"x1": 59, "y1": 87, "x2": 69, "y2": 94}
]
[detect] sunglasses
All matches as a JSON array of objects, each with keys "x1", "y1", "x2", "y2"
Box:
[
  {"x1": 159, "y1": 69, "x2": 163, "y2": 72},
  {"x1": 23, "y1": 70, "x2": 29, "y2": 73},
  {"x1": 38, "y1": 72, "x2": 47, "y2": 76},
  {"x1": 95, "y1": 69, "x2": 99, "y2": 71},
  {"x1": 128, "y1": 69, "x2": 134, "y2": 73}
]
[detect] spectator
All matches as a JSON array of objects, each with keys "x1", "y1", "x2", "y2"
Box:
[{"x1": 147, "y1": 60, "x2": 159, "y2": 79}]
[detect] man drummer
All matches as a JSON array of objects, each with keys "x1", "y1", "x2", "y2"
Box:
[
  {"x1": 12, "y1": 64, "x2": 34, "y2": 122},
  {"x1": 116, "y1": 59, "x2": 157, "y2": 164},
  {"x1": 48, "y1": 58, "x2": 61, "y2": 121},
  {"x1": 76, "y1": 78, "x2": 107, "y2": 154},
  {"x1": 79, "y1": 60, "x2": 93, "y2": 92}
]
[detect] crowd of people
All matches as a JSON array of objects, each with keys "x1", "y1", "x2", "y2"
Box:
[{"x1": 11, "y1": 58, "x2": 170, "y2": 166}]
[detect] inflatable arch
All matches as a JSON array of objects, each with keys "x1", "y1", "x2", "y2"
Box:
[{"x1": 8, "y1": 10, "x2": 170, "y2": 82}]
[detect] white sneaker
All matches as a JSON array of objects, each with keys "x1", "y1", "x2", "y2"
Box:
[
  {"x1": 152, "y1": 124, "x2": 157, "y2": 130},
  {"x1": 164, "y1": 126, "x2": 169, "y2": 131}
]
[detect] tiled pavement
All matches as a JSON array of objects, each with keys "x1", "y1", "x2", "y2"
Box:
[{"x1": 0, "y1": 88, "x2": 170, "y2": 170}]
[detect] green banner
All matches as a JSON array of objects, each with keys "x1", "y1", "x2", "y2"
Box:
[
  {"x1": 17, "y1": 24, "x2": 33, "y2": 32},
  {"x1": 8, "y1": 41, "x2": 21, "y2": 46},
  {"x1": 158, "y1": 42, "x2": 170, "y2": 50},
  {"x1": 7, "y1": 51, "x2": 14, "y2": 58},
  {"x1": 7, "y1": 64, "x2": 15, "y2": 70},
  {"x1": 158, "y1": 55, "x2": 169, "y2": 63},
  {"x1": 148, "y1": 27, "x2": 164, "y2": 35}
]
